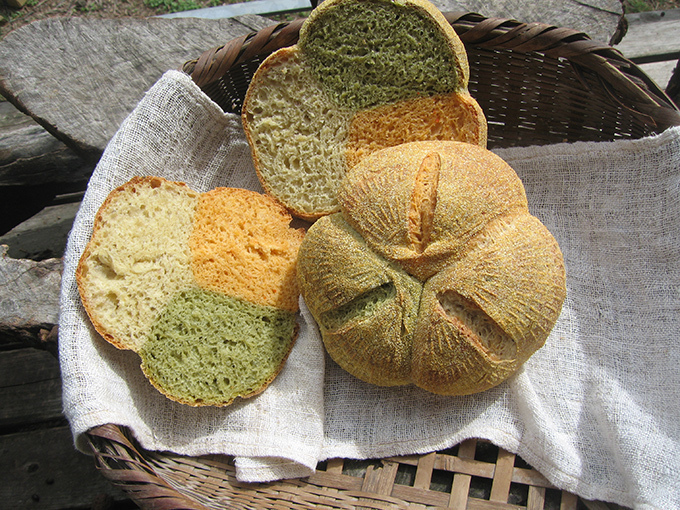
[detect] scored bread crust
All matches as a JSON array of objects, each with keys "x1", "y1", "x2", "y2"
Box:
[
  {"x1": 77, "y1": 176, "x2": 305, "y2": 407},
  {"x1": 297, "y1": 141, "x2": 566, "y2": 396}
]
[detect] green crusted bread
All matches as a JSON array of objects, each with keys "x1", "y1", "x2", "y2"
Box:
[
  {"x1": 77, "y1": 176, "x2": 305, "y2": 406},
  {"x1": 297, "y1": 141, "x2": 566, "y2": 396},
  {"x1": 242, "y1": 0, "x2": 487, "y2": 220}
]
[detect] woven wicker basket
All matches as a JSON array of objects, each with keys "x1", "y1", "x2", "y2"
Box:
[{"x1": 85, "y1": 11, "x2": 679, "y2": 510}]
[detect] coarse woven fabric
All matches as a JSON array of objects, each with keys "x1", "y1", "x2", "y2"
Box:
[{"x1": 59, "y1": 70, "x2": 680, "y2": 510}]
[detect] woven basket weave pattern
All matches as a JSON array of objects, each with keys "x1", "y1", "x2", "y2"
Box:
[
  {"x1": 88, "y1": 424, "x2": 582, "y2": 509},
  {"x1": 182, "y1": 12, "x2": 680, "y2": 148}
]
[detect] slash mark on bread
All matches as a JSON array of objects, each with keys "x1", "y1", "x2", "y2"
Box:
[
  {"x1": 438, "y1": 290, "x2": 517, "y2": 361},
  {"x1": 408, "y1": 152, "x2": 440, "y2": 253}
]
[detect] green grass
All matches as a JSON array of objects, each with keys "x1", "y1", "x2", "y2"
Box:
[
  {"x1": 624, "y1": 0, "x2": 680, "y2": 12},
  {"x1": 143, "y1": 0, "x2": 223, "y2": 14}
]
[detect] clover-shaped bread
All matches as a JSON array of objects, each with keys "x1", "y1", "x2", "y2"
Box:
[
  {"x1": 77, "y1": 176, "x2": 304, "y2": 406},
  {"x1": 297, "y1": 141, "x2": 566, "y2": 395},
  {"x1": 242, "y1": 0, "x2": 487, "y2": 220}
]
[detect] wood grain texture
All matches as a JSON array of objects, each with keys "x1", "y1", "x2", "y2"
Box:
[
  {"x1": 0, "y1": 15, "x2": 272, "y2": 155},
  {"x1": 0, "y1": 103, "x2": 94, "y2": 188},
  {"x1": 615, "y1": 9, "x2": 680, "y2": 62},
  {"x1": 614, "y1": 9, "x2": 680, "y2": 90},
  {"x1": 433, "y1": 0, "x2": 624, "y2": 44},
  {"x1": 0, "y1": 425, "x2": 129, "y2": 509},
  {"x1": 0, "y1": 246, "x2": 62, "y2": 326},
  {"x1": 0, "y1": 200, "x2": 80, "y2": 260},
  {"x1": 0, "y1": 348, "x2": 62, "y2": 428}
]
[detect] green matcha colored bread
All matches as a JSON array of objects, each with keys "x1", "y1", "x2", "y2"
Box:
[
  {"x1": 242, "y1": 0, "x2": 487, "y2": 221},
  {"x1": 77, "y1": 176, "x2": 305, "y2": 406},
  {"x1": 297, "y1": 141, "x2": 566, "y2": 396}
]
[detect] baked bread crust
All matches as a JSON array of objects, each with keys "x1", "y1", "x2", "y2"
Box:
[
  {"x1": 77, "y1": 176, "x2": 305, "y2": 406},
  {"x1": 297, "y1": 141, "x2": 566, "y2": 395}
]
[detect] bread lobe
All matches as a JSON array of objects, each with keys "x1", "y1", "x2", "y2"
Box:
[
  {"x1": 346, "y1": 93, "x2": 487, "y2": 169},
  {"x1": 190, "y1": 187, "x2": 304, "y2": 312},
  {"x1": 242, "y1": 47, "x2": 352, "y2": 219},
  {"x1": 76, "y1": 176, "x2": 199, "y2": 351},
  {"x1": 140, "y1": 288, "x2": 298, "y2": 407},
  {"x1": 299, "y1": 0, "x2": 467, "y2": 109},
  {"x1": 339, "y1": 141, "x2": 528, "y2": 281}
]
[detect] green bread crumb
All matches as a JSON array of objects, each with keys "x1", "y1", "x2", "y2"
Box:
[
  {"x1": 139, "y1": 288, "x2": 296, "y2": 406},
  {"x1": 301, "y1": 0, "x2": 459, "y2": 110}
]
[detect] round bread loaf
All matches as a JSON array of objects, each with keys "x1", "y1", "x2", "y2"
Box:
[
  {"x1": 77, "y1": 176, "x2": 305, "y2": 406},
  {"x1": 242, "y1": 0, "x2": 487, "y2": 221},
  {"x1": 297, "y1": 141, "x2": 566, "y2": 395}
]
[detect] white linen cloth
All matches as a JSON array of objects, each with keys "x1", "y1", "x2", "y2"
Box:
[{"x1": 59, "y1": 70, "x2": 680, "y2": 510}]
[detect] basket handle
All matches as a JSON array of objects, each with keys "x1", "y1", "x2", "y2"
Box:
[{"x1": 184, "y1": 18, "x2": 304, "y2": 88}]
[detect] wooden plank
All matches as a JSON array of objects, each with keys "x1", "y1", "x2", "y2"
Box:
[
  {"x1": 489, "y1": 448, "x2": 515, "y2": 503},
  {"x1": 448, "y1": 439, "x2": 476, "y2": 509},
  {"x1": 0, "y1": 102, "x2": 94, "y2": 189},
  {"x1": 561, "y1": 491, "x2": 579, "y2": 510},
  {"x1": 0, "y1": 246, "x2": 61, "y2": 325},
  {"x1": 0, "y1": 15, "x2": 274, "y2": 155},
  {"x1": 434, "y1": 0, "x2": 624, "y2": 44},
  {"x1": 0, "y1": 199, "x2": 80, "y2": 260},
  {"x1": 615, "y1": 10, "x2": 680, "y2": 63},
  {"x1": 324, "y1": 457, "x2": 344, "y2": 474},
  {"x1": 0, "y1": 246, "x2": 61, "y2": 353},
  {"x1": 413, "y1": 452, "x2": 436, "y2": 489},
  {"x1": 638, "y1": 59, "x2": 678, "y2": 89},
  {"x1": 0, "y1": 425, "x2": 130, "y2": 510},
  {"x1": 527, "y1": 486, "x2": 547, "y2": 510},
  {"x1": 0, "y1": 348, "x2": 63, "y2": 428}
]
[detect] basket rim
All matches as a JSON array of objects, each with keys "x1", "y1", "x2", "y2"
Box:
[
  {"x1": 86, "y1": 423, "x2": 582, "y2": 510},
  {"x1": 181, "y1": 10, "x2": 680, "y2": 132}
]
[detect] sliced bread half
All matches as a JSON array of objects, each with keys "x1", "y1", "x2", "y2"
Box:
[
  {"x1": 242, "y1": 0, "x2": 487, "y2": 221},
  {"x1": 77, "y1": 176, "x2": 305, "y2": 406}
]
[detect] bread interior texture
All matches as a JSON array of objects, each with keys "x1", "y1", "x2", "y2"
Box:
[
  {"x1": 190, "y1": 186, "x2": 304, "y2": 312},
  {"x1": 300, "y1": 0, "x2": 463, "y2": 109},
  {"x1": 77, "y1": 177, "x2": 303, "y2": 407},
  {"x1": 140, "y1": 288, "x2": 296, "y2": 407},
  {"x1": 437, "y1": 290, "x2": 517, "y2": 361},
  {"x1": 243, "y1": 48, "x2": 352, "y2": 218},
  {"x1": 76, "y1": 177, "x2": 198, "y2": 351}
]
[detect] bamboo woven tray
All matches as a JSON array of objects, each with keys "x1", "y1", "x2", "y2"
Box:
[{"x1": 85, "y1": 11, "x2": 679, "y2": 510}]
